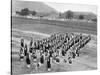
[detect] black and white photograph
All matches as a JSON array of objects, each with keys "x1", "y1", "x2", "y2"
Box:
[{"x1": 11, "y1": 0, "x2": 97, "y2": 75}]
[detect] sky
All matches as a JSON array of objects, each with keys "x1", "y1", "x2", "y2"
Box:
[{"x1": 44, "y1": 2, "x2": 97, "y2": 14}]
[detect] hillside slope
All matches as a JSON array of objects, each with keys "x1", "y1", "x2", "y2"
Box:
[{"x1": 12, "y1": 0, "x2": 57, "y2": 13}]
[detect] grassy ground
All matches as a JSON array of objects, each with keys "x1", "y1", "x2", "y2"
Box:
[{"x1": 11, "y1": 17, "x2": 97, "y2": 75}]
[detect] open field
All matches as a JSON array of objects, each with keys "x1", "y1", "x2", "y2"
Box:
[
  {"x1": 12, "y1": 16, "x2": 97, "y2": 34},
  {"x1": 11, "y1": 17, "x2": 97, "y2": 75}
]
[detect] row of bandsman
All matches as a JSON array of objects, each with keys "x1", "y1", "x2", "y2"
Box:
[{"x1": 19, "y1": 32, "x2": 91, "y2": 71}]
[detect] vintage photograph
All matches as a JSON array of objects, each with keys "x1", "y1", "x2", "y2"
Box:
[{"x1": 11, "y1": 0, "x2": 97, "y2": 75}]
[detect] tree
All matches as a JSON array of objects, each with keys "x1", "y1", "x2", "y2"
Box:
[
  {"x1": 59, "y1": 12, "x2": 62, "y2": 18},
  {"x1": 65, "y1": 10, "x2": 73, "y2": 19},
  {"x1": 31, "y1": 11, "x2": 36, "y2": 16},
  {"x1": 79, "y1": 15, "x2": 84, "y2": 20},
  {"x1": 20, "y1": 8, "x2": 29, "y2": 16},
  {"x1": 16, "y1": 11, "x2": 20, "y2": 15},
  {"x1": 91, "y1": 18, "x2": 97, "y2": 22}
]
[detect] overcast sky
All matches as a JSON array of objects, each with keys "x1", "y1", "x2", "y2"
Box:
[{"x1": 44, "y1": 2, "x2": 97, "y2": 14}]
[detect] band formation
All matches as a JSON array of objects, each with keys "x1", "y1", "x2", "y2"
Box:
[{"x1": 19, "y1": 32, "x2": 91, "y2": 71}]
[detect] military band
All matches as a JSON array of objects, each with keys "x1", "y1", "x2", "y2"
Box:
[{"x1": 19, "y1": 32, "x2": 91, "y2": 71}]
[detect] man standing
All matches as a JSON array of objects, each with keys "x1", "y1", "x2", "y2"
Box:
[
  {"x1": 47, "y1": 56, "x2": 51, "y2": 71},
  {"x1": 26, "y1": 53, "x2": 31, "y2": 68},
  {"x1": 20, "y1": 38, "x2": 24, "y2": 61},
  {"x1": 24, "y1": 44, "x2": 28, "y2": 56}
]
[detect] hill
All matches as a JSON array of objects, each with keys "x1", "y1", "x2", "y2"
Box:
[
  {"x1": 12, "y1": 0, "x2": 97, "y2": 20},
  {"x1": 12, "y1": 0, "x2": 57, "y2": 13}
]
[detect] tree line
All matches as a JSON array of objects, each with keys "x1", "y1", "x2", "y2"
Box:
[
  {"x1": 16, "y1": 8, "x2": 97, "y2": 22},
  {"x1": 16, "y1": 8, "x2": 37, "y2": 16},
  {"x1": 59, "y1": 10, "x2": 97, "y2": 22}
]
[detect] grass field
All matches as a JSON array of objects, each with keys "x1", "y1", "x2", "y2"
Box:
[{"x1": 11, "y1": 16, "x2": 97, "y2": 75}]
